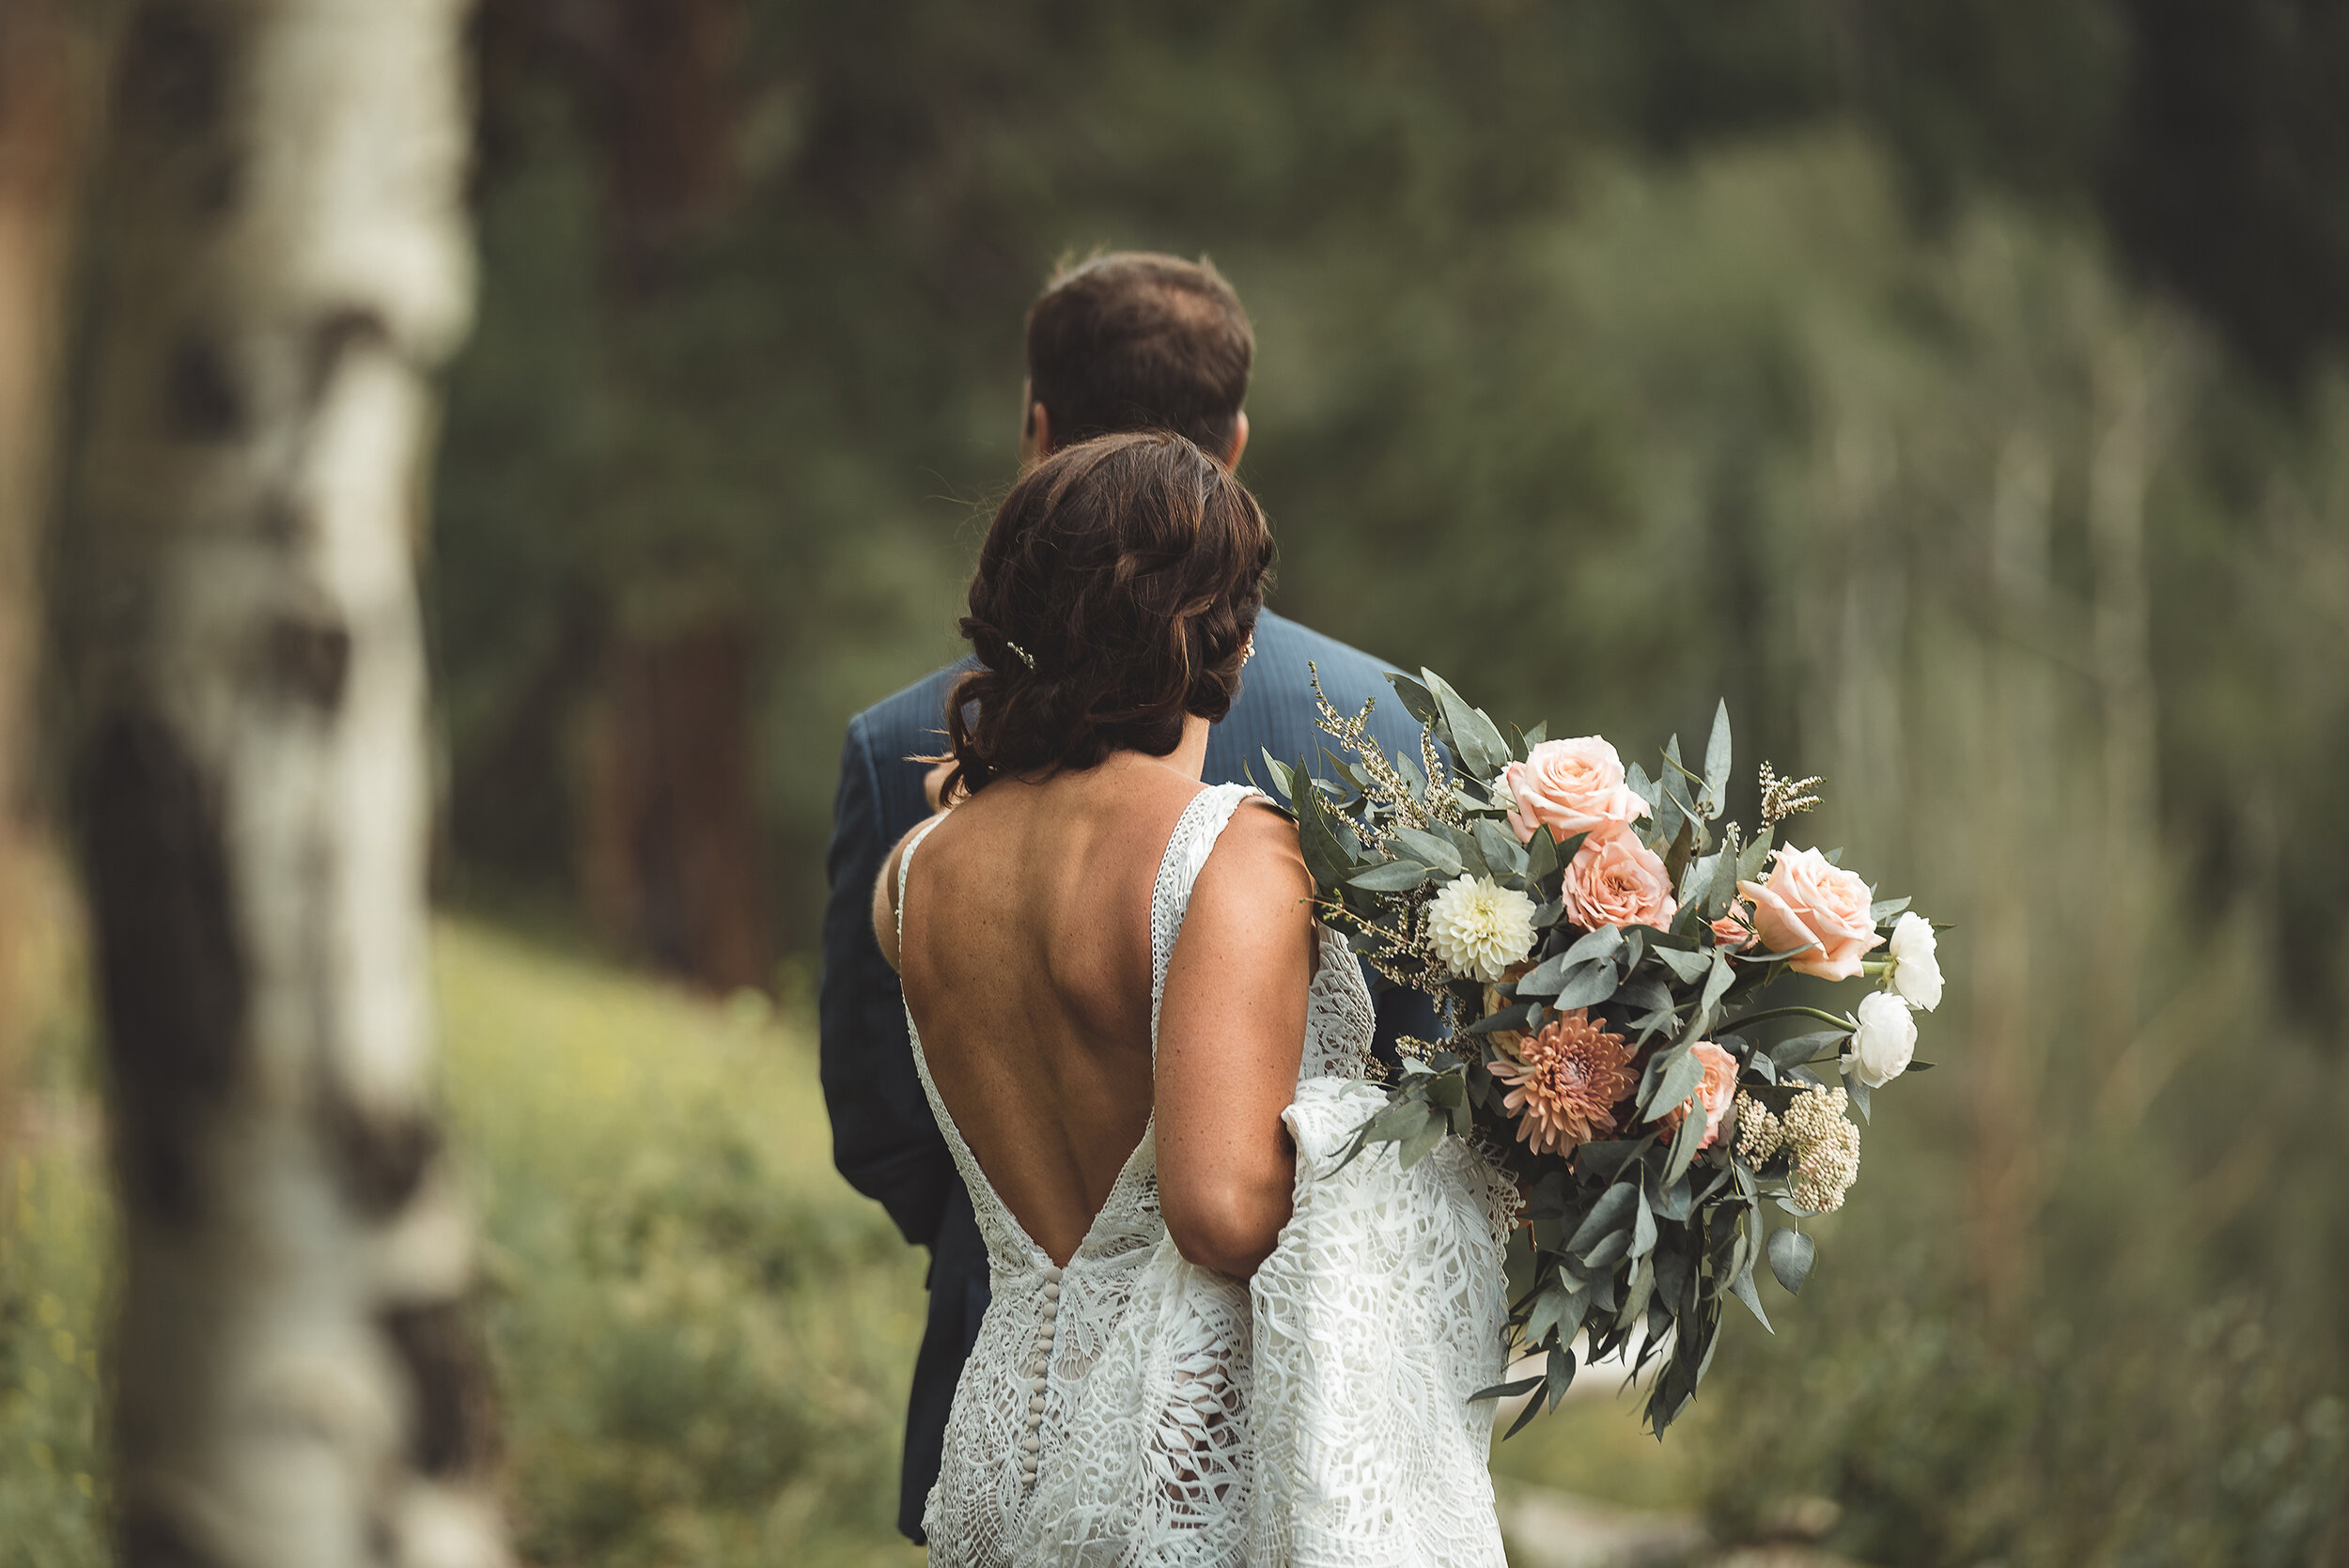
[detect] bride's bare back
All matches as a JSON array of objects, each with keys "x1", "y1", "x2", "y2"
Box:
[{"x1": 877, "y1": 738, "x2": 1315, "y2": 1275}]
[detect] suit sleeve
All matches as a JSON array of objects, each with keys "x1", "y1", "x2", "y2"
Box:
[{"x1": 817, "y1": 713, "x2": 957, "y2": 1249}]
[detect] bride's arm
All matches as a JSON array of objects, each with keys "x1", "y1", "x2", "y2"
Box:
[{"x1": 1156, "y1": 801, "x2": 1315, "y2": 1279}]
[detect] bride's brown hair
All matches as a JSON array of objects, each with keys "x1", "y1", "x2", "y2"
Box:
[{"x1": 943, "y1": 430, "x2": 1273, "y2": 799}]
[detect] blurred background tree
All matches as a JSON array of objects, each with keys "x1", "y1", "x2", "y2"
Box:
[{"x1": 8, "y1": 0, "x2": 2349, "y2": 1563}]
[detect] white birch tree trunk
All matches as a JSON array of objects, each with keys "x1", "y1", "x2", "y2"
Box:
[{"x1": 59, "y1": 2, "x2": 506, "y2": 1564}]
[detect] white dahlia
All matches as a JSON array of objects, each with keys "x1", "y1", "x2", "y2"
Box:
[{"x1": 1425, "y1": 873, "x2": 1538, "y2": 984}]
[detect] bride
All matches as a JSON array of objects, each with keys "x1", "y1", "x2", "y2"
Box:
[{"x1": 875, "y1": 430, "x2": 1514, "y2": 1566}]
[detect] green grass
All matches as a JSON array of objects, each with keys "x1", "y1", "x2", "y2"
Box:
[{"x1": 1, "y1": 915, "x2": 929, "y2": 1568}]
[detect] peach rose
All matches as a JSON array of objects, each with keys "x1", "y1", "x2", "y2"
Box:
[
  {"x1": 1562, "y1": 821, "x2": 1677, "y2": 931},
  {"x1": 1658, "y1": 1040, "x2": 1740, "y2": 1150},
  {"x1": 1710, "y1": 909, "x2": 1756, "y2": 950},
  {"x1": 1737, "y1": 846, "x2": 1883, "y2": 981},
  {"x1": 1501, "y1": 737, "x2": 1650, "y2": 846}
]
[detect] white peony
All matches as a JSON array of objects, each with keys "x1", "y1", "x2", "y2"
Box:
[
  {"x1": 1847, "y1": 990, "x2": 1918, "y2": 1088},
  {"x1": 1425, "y1": 873, "x2": 1538, "y2": 984},
  {"x1": 1887, "y1": 911, "x2": 1943, "y2": 1011}
]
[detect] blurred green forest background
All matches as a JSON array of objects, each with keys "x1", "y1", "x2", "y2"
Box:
[{"x1": 10, "y1": 0, "x2": 2349, "y2": 1563}]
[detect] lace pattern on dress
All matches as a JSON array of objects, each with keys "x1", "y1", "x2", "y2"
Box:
[{"x1": 901, "y1": 782, "x2": 1508, "y2": 1565}]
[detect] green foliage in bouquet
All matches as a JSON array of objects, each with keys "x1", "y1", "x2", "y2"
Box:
[{"x1": 1258, "y1": 667, "x2": 1940, "y2": 1440}]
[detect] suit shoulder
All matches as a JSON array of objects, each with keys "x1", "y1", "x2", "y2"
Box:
[
  {"x1": 854, "y1": 661, "x2": 972, "y2": 754},
  {"x1": 1248, "y1": 612, "x2": 1425, "y2": 753}
]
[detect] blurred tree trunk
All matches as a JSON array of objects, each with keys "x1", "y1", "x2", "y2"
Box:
[
  {"x1": 57, "y1": 2, "x2": 506, "y2": 1564},
  {"x1": 488, "y1": 0, "x2": 769, "y2": 989},
  {"x1": 580, "y1": 617, "x2": 769, "y2": 991},
  {"x1": 0, "y1": 0, "x2": 91, "y2": 1162}
]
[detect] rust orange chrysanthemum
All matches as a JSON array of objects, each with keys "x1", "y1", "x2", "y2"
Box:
[{"x1": 1487, "y1": 1008, "x2": 1640, "y2": 1157}]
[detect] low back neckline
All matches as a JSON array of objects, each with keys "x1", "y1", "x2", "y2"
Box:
[{"x1": 896, "y1": 781, "x2": 1260, "y2": 1273}]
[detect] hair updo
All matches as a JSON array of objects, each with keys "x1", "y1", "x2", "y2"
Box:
[{"x1": 943, "y1": 430, "x2": 1274, "y2": 799}]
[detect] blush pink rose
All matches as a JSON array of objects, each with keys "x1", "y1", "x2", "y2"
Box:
[
  {"x1": 1710, "y1": 910, "x2": 1756, "y2": 950},
  {"x1": 1658, "y1": 1040, "x2": 1741, "y2": 1150},
  {"x1": 1737, "y1": 846, "x2": 1884, "y2": 981},
  {"x1": 1562, "y1": 822, "x2": 1677, "y2": 932},
  {"x1": 1501, "y1": 737, "x2": 1651, "y2": 846}
]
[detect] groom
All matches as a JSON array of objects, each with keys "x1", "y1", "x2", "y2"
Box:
[{"x1": 818, "y1": 252, "x2": 1431, "y2": 1543}]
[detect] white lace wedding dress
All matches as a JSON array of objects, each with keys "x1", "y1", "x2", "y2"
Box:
[{"x1": 899, "y1": 783, "x2": 1516, "y2": 1567}]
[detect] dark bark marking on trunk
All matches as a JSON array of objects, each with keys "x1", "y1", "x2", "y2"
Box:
[
  {"x1": 119, "y1": 3, "x2": 229, "y2": 139},
  {"x1": 196, "y1": 152, "x2": 242, "y2": 218},
  {"x1": 306, "y1": 306, "x2": 390, "y2": 408},
  {"x1": 80, "y1": 710, "x2": 245, "y2": 1226},
  {"x1": 119, "y1": 1506, "x2": 227, "y2": 1568},
  {"x1": 380, "y1": 1300, "x2": 501, "y2": 1478},
  {"x1": 326, "y1": 1097, "x2": 439, "y2": 1217},
  {"x1": 257, "y1": 495, "x2": 311, "y2": 548},
  {"x1": 165, "y1": 335, "x2": 242, "y2": 440},
  {"x1": 262, "y1": 614, "x2": 351, "y2": 711}
]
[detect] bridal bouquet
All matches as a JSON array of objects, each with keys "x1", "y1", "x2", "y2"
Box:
[{"x1": 1257, "y1": 669, "x2": 1942, "y2": 1437}]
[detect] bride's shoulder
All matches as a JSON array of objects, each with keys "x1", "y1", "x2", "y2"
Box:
[{"x1": 1191, "y1": 790, "x2": 1309, "y2": 898}]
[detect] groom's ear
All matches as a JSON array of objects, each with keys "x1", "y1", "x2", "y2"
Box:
[
  {"x1": 1021, "y1": 390, "x2": 1053, "y2": 468},
  {"x1": 1224, "y1": 410, "x2": 1250, "y2": 472}
]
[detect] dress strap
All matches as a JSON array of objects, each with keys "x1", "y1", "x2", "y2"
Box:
[
  {"x1": 895, "y1": 814, "x2": 949, "y2": 946},
  {"x1": 1147, "y1": 782, "x2": 1267, "y2": 1054}
]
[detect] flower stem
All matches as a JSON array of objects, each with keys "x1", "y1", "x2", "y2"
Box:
[{"x1": 1720, "y1": 1004, "x2": 1852, "y2": 1033}]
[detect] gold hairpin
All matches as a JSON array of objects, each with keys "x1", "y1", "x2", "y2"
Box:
[{"x1": 1005, "y1": 641, "x2": 1037, "y2": 670}]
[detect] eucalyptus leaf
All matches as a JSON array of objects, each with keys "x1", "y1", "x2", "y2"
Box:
[
  {"x1": 1843, "y1": 1070, "x2": 1871, "y2": 1121},
  {"x1": 1580, "y1": 1229, "x2": 1632, "y2": 1272},
  {"x1": 1562, "y1": 924, "x2": 1626, "y2": 967},
  {"x1": 1677, "y1": 849, "x2": 1721, "y2": 910},
  {"x1": 1550, "y1": 959, "x2": 1621, "y2": 1011},
  {"x1": 1475, "y1": 817, "x2": 1530, "y2": 877},
  {"x1": 1615, "y1": 1253, "x2": 1657, "y2": 1328},
  {"x1": 1423, "y1": 668, "x2": 1512, "y2": 780},
  {"x1": 1566, "y1": 1182, "x2": 1640, "y2": 1252},
  {"x1": 1525, "y1": 1286, "x2": 1568, "y2": 1347},
  {"x1": 1768, "y1": 1030, "x2": 1848, "y2": 1069},
  {"x1": 1348, "y1": 860, "x2": 1438, "y2": 893},
  {"x1": 1661, "y1": 1096, "x2": 1709, "y2": 1184},
  {"x1": 1618, "y1": 975, "x2": 1674, "y2": 1015},
  {"x1": 1389, "y1": 826, "x2": 1465, "y2": 876},
  {"x1": 1258, "y1": 750, "x2": 1297, "y2": 803},
  {"x1": 1728, "y1": 1266, "x2": 1773, "y2": 1330},
  {"x1": 1383, "y1": 671, "x2": 1441, "y2": 729},
  {"x1": 1766, "y1": 1227, "x2": 1816, "y2": 1296},
  {"x1": 1702, "y1": 700, "x2": 1732, "y2": 814},
  {"x1": 1707, "y1": 844, "x2": 1740, "y2": 915},
  {"x1": 1469, "y1": 1001, "x2": 1535, "y2": 1035},
  {"x1": 1447, "y1": 823, "x2": 1493, "y2": 879},
  {"x1": 1700, "y1": 952, "x2": 1736, "y2": 1016},
  {"x1": 1513, "y1": 949, "x2": 1575, "y2": 999},
  {"x1": 1576, "y1": 1141, "x2": 1646, "y2": 1184},
  {"x1": 1524, "y1": 824, "x2": 1561, "y2": 881},
  {"x1": 1399, "y1": 1113, "x2": 1447, "y2": 1171},
  {"x1": 1470, "y1": 1374, "x2": 1547, "y2": 1404},
  {"x1": 1292, "y1": 781, "x2": 1353, "y2": 890},
  {"x1": 1652, "y1": 946, "x2": 1713, "y2": 983},
  {"x1": 1629, "y1": 1188, "x2": 1658, "y2": 1260},
  {"x1": 1643, "y1": 1044, "x2": 1707, "y2": 1122}
]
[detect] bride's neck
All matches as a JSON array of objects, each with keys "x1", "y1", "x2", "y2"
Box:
[
  {"x1": 1164, "y1": 713, "x2": 1212, "y2": 780},
  {"x1": 1093, "y1": 713, "x2": 1211, "y2": 784}
]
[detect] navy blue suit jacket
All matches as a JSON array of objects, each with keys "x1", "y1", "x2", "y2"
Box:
[{"x1": 817, "y1": 609, "x2": 1433, "y2": 1542}]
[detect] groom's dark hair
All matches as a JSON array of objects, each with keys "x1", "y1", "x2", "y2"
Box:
[
  {"x1": 943, "y1": 430, "x2": 1272, "y2": 800},
  {"x1": 1025, "y1": 253, "x2": 1254, "y2": 458}
]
